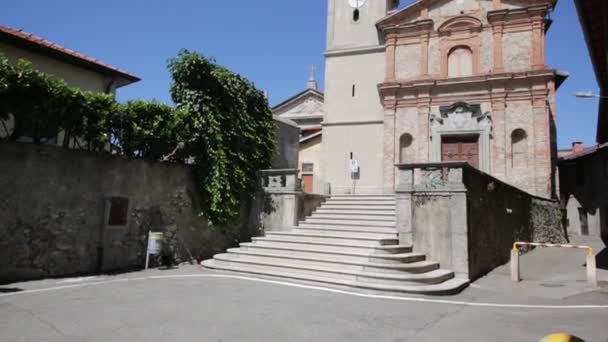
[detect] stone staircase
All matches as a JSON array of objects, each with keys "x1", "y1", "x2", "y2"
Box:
[{"x1": 202, "y1": 195, "x2": 469, "y2": 295}]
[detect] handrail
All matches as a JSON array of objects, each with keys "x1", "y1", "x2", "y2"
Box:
[{"x1": 510, "y1": 241, "x2": 597, "y2": 288}]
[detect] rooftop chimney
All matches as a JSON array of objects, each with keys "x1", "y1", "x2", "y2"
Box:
[{"x1": 572, "y1": 142, "x2": 584, "y2": 153}]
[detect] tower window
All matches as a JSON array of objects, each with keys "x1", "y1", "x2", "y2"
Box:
[
  {"x1": 352, "y1": 84, "x2": 356, "y2": 97},
  {"x1": 353, "y1": 9, "x2": 360, "y2": 22}
]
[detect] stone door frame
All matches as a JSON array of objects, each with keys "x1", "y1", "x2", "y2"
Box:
[{"x1": 430, "y1": 102, "x2": 492, "y2": 173}]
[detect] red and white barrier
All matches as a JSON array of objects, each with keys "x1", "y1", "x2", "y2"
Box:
[{"x1": 510, "y1": 242, "x2": 597, "y2": 289}]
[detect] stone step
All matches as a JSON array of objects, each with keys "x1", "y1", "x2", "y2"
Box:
[
  {"x1": 314, "y1": 209, "x2": 395, "y2": 216},
  {"x1": 251, "y1": 237, "x2": 410, "y2": 255},
  {"x1": 226, "y1": 248, "x2": 435, "y2": 274},
  {"x1": 265, "y1": 231, "x2": 398, "y2": 247},
  {"x1": 302, "y1": 219, "x2": 396, "y2": 228},
  {"x1": 295, "y1": 224, "x2": 398, "y2": 235},
  {"x1": 204, "y1": 255, "x2": 456, "y2": 287},
  {"x1": 239, "y1": 242, "x2": 415, "y2": 265},
  {"x1": 319, "y1": 205, "x2": 396, "y2": 211},
  {"x1": 292, "y1": 228, "x2": 396, "y2": 240},
  {"x1": 326, "y1": 200, "x2": 397, "y2": 206},
  {"x1": 309, "y1": 214, "x2": 396, "y2": 222},
  {"x1": 202, "y1": 259, "x2": 468, "y2": 295},
  {"x1": 329, "y1": 195, "x2": 396, "y2": 201}
]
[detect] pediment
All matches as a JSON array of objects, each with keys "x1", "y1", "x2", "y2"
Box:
[
  {"x1": 272, "y1": 89, "x2": 325, "y2": 117},
  {"x1": 438, "y1": 16, "x2": 482, "y2": 34},
  {"x1": 377, "y1": 0, "x2": 556, "y2": 29}
]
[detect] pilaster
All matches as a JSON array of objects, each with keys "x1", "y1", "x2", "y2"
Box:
[
  {"x1": 531, "y1": 19, "x2": 545, "y2": 69},
  {"x1": 419, "y1": 33, "x2": 430, "y2": 77},
  {"x1": 491, "y1": 95, "x2": 507, "y2": 179},
  {"x1": 385, "y1": 35, "x2": 397, "y2": 82},
  {"x1": 492, "y1": 24, "x2": 504, "y2": 73},
  {"x1": 532, "y1": 96, "x2": 551, "y2": 197},
  {"x1": 416, "y1": 90, "x2": 432, "y2": 162}
]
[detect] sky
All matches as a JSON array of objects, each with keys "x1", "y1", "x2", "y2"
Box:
[{"x1": 1, "y1": 0, "x2": 600, "y2": 149}]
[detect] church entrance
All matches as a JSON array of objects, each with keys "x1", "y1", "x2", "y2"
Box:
[{"x1": 441, "y1": 135, "x2": 479, "y2": 168}]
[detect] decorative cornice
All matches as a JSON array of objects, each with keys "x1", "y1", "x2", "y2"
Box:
[
  {"x1": 322, "y1": 120, "x2": 384, "y2": 127},
  {"x1": 378, "y1": 19, "x2": 434, "y2": 36},
  {"x1": 487, "y1": 5, "x2": 551, "y2": 25},
  {"x1": 378, "y1": 69, "x2": 559, "y2": 108},
  {"x1": 325, "y1": 45, "x2": 386, "y2": 58}
]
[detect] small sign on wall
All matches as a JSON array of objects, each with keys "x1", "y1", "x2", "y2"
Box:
[
  {"x1": 350, "y1": 159, "x2": 359, "y2": 174},
  {"x1": 145, "y1": 231, "x2": 164, "y2": 269}
]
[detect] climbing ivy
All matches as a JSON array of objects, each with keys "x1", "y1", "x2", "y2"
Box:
[
  {"x1": 168, "y1": 50, "x2": 275, "y2": 226},
  {"x1": 0, "y1": 52, "x2": 275, "y2": 227}
]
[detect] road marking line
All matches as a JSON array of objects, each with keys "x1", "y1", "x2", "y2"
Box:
[{"x1": 2, "y1": 273, "x2": 607, "y2": 310}]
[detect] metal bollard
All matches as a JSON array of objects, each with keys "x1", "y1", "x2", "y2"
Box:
[{"x1": 511, "y1": 247, "x2": 520, "y2": 282}]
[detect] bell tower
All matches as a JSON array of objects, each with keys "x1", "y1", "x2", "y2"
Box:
[
  {"x1": 326, "y1": 0, "x2": 398, "y2": 50},
  {"x1": 322, "y1": 0, "x2": 399, "y2": 194}
]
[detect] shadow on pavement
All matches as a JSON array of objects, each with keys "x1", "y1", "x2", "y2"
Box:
[
  {"x1": 0, "y1": 287, "x2": 23, "y2": 293},
  {"x1": 596, "y1": 247, "x2": 608, "y2": 270}
]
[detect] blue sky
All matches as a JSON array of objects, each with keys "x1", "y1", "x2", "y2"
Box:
[{"x1": 1, "y1": 0, "x2": 600, "y2": 148}]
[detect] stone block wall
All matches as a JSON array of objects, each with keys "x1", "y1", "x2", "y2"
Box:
[
  {"x1": 396, "y1": 162, "x2": 567, "y2": 281},
  {"x1": 0, "y1": 143, "x2": 237, "y2": 284},
  {"x1": 464, "y1": 166, "x2": 567, "y2": 279}
]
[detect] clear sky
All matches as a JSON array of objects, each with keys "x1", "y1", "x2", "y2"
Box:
[{"x1": 1, "y1": 0, "x2": 600, "y2": 148}]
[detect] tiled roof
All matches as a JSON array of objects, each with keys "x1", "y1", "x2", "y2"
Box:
[
  {"x1": 560, "y1": 142, "x2": 608, "y2": 161},
  {"x1": 0, "y1": 24, "x2": 140, "y2": 83}
]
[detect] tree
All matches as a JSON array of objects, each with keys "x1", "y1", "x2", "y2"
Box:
[{"x1": 168, "y1": 50, "x2": 275, "y2": 226}]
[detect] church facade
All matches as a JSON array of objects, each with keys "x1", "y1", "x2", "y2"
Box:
[{"x1": 322, "y1": 0, "x2": 564, "y2": 198}]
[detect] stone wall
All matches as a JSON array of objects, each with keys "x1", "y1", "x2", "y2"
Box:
[
  {"x1": 249, "y1": 169, "x2": 328, "y2": 232},
  {"x1": 464, "y1": 166, "x2": 567, "y2": 279},
  {"x1": 0, "y1": 143, "x2": 237, "y2": 284},
  {"x1": 396, "y1": 162, "x2": 566, "y2": 281}
]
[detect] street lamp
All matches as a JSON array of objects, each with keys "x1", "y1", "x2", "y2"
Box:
[{"x1": 575, "y1": 91, "x2": 608, "y2": 99}]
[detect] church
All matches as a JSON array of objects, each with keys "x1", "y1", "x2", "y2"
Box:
[
  {"x1": 313, "y1": 0, "x2": 564, "y2": 198},
  {"x1": 204, "y1": 0, "x2": 570, "y2": 293}
]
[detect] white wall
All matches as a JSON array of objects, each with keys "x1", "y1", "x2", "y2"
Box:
[
  {"x1": 0, "y1": 42, "x2": 114, "y2": 94},
  {"x1": 322, "y1": 123, "x2": 384, "y2": 194}
]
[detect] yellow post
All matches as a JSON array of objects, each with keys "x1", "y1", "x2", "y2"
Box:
[
  {"x1": 510, "y1": 245, "x2": 520, "y2": 282},
  {"x1": 586, "y1": 248, "x2": 597, "y2": 289}
]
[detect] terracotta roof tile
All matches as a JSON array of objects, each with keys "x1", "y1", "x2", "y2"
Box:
[{"x1": 0, "y1": 24, "x2": 140, "y2": 82}]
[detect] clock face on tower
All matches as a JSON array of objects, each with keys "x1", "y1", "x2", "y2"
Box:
[{"x1": 348, "y1": 0, "x2": 366, "y2": 8}]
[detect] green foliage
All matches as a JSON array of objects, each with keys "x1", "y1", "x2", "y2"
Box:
[
  {"x1": 116, "y1": 100, "x2": 189, "y2": 160},
  {"x1": 0, "y1": 55, "x2": 116, "y2": 149},
  {"x1": 0, "y1": 51, "x2": 275, "y2": 227},
  {"x1": 168, "y1": 50, "x2": 275, "y2": 226}
]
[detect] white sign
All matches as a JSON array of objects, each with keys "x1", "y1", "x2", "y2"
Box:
[
  {"x1": 147, "y1": 232, "x2": 163, "y2": 254},
  {"x1": 350, "y1": 159, "x2": 359, "y2": 173}
]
